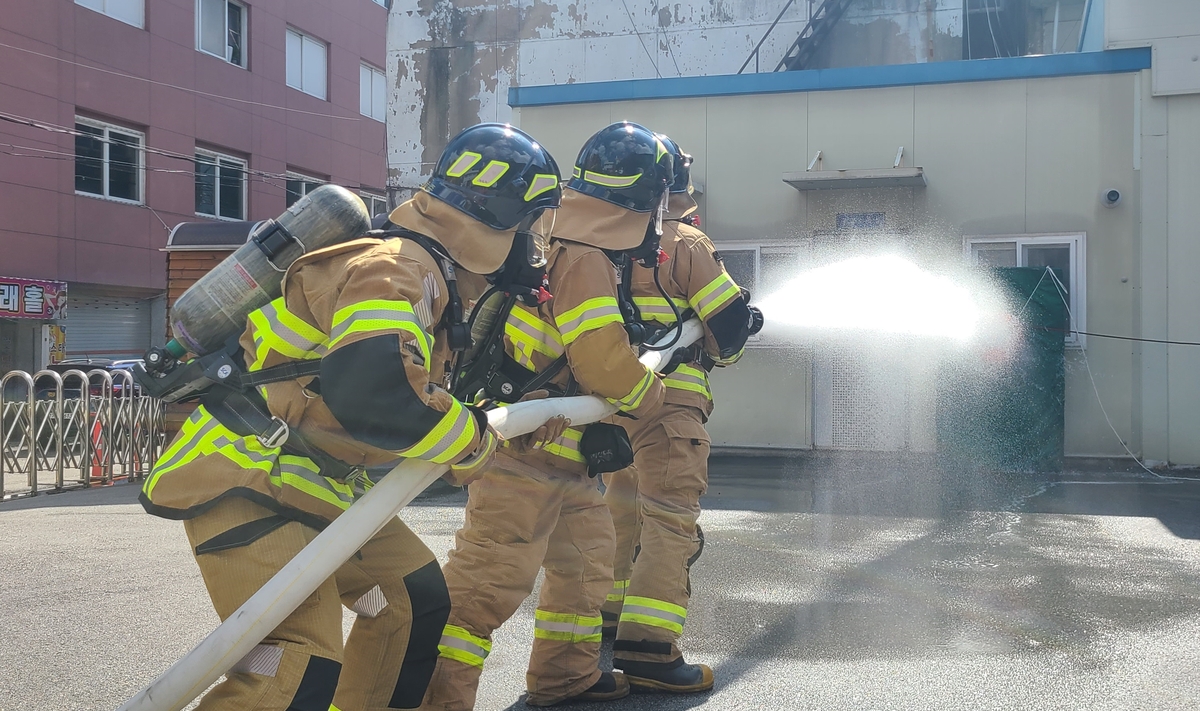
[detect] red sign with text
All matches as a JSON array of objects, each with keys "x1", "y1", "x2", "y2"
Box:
[{"x1": 0, "y1": 276, "x2": 67, "y2": 320}]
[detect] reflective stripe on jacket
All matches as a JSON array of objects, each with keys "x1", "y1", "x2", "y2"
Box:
[{"x1": 142, "y1": 235, "x2": 485, "y2": 524}]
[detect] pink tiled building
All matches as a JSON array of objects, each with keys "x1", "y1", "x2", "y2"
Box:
[{"x1": 0, "y1": 0, "x2": 389, "y2": 371}]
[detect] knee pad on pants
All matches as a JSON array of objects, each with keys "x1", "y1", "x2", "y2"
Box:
[
  {"x1": 290, "y1": 656, "x2": 342, "y2": 711},
  {"x1": 387, "y1": 560, "x2": 451, "y2": 709}
]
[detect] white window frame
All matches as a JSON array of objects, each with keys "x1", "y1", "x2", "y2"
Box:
[
  {"x1": 286, "y1": 172, "x2": 325, "y2": 207},
  {"x1": 964, "y1": 233, "x2": 1087, "y2": 348},
  {"x1": 196, "y1": 0, "x2": 248, "y2": 68},
  {"x1": 360, "y1": 191, "x2": 389, "y2": 218},
  {"x1": 713, "y1": 240, "x2": 803, "y2": 347},
  {"x1": 360, "y1": 63, "x2": 387, "y2": 122},
  {"x1": 195, "y1": 148, "x2": 248, "y2": 221},
  {"x1": 371, "y1": 0, "x2": 389, "y2": 7},
  {"x1": 286, "y1": 28, "x2": 328, "y2": 100},
  {"x1": 75, "y1": 0, "x2": 144, "y2": 29},
  {"x1": 74, "y1": 117, "x2": 145, "y2": 205}
]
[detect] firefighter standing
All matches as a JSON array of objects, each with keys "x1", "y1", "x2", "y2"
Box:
[
  {"x1": 601, "y1": 136, "x2": 756, "y2": 693},
  {"x1": 140, "y1": 124, "x2": 562, "y2": 711},
  {"x1": 418, "y1": 122, "x2": 674, "y2": 709}
]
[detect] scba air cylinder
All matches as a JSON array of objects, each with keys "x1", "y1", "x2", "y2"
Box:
[{"x1": 170, "y1": 185, "x2": 371, "y2": 356}]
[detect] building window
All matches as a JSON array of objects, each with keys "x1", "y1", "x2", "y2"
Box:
[
  {"x1": 286, "y1": 28, "x2": 328, "y2": 100},
  {"x1": 195, "y1": 149, "x2": 247, "y2": 220},
  {"x1": 74, "y1": 118, "x2": 144, "y2": 204},
  {"x1": 360, "y1": 191, "x2": 388, "y2": 218},
  {"x1": 965, "y1": 233, "x2": 1086, "y2": 346},
  {"x1": 286, "y1": 172, "x2": 324, "y2": 208},
  {"x1": 713, "y1": 243, "x2": 802, "y2": 345},
  {"x1": 197, "y1": 0, "x2": 246, "y2": 67},
  {"x1": 360, "y1": 64, "x2": 387, "y2": 122},
  {"x1": 372, "y1": 0, "x2": 389, "y2": 7},
  {"x1": 75, "y1": 0, "x2": 143, "y2": 28}
]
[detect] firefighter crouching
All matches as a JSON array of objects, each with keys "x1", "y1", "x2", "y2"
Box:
[
  {"x1": 139, "y1": 123, "x2": 562, "y2": 711},
  {"x1": 601, "y1": 135, "x2": 759, "y2": 693},
  {"x1": 417, "y1": 121, "x2": 674, "y2": 709}
]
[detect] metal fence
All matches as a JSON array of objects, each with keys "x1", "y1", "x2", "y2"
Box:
[{"x1": 1, "y1": 369, "x2": 165, "y2": 500}]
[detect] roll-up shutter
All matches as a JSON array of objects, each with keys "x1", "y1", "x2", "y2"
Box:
[{"x1": 65, "y1": 293, "x2": 152, "y2": 360}]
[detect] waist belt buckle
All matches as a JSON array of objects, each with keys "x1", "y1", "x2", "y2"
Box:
[{"x1": 258, "y1": 417, "x2": 290, "y2": 449}]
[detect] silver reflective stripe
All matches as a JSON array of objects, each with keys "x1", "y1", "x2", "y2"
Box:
[
  {"x1": 621, "y1": 603, "x2": 686, "y2": 627},
  {"x1": 666, "y1": 371, "x2": 707, "y2": 387},
  {"x1": 417, "y1": 404, "x2": 473, "y2": 463},
  {"x1": 352, "y1": 585, "x2": 389, "y2": 617},
  {"x1": 535, "y1": 619, "x2": 603, "y2": 636},
  {"x1": 259, "y1": 302, "x2": 324, "y2": 353},
  {"x1": 440, "y1": 634, "x2": 489, "y2": 659},
  {"x1": 151, "y1": 415, "x2": 221, "y2": 473},
  {"x1": 506, "y1": 312, "x2": 562, "y2": 349},
  {"x1": 280, "y1": 461, "x2": 355, "y2": 505},
  {"x1": 230, "y1": 644, "x2": 284, "y2": 677},
  {"x1": 328, "y1": 309, "x2": 429, "y2": 348},
  {"x1": 213, "y1": 434, "x2": 276, "y2": 464},
  {"x1": 556, "y1": 303, "x2": 622, "y2": 340}
]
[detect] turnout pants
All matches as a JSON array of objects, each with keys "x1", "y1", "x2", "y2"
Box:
[
  {"x1": 602, "y1": 403, "x2": 710, "y2": 664},
  {"x1": 419, "y1": 454, "x2": 615, "y2": 709},
  {"x1": 184, "y1": 496, "x2": 450, "y2": 711}
]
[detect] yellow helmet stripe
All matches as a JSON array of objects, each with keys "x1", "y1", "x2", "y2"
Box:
[
  {"x1": 655, "y1": 137, "x2": 667, "y2": 163},
  {"x1": 584, "y1": 170, "x2": 641, "y2": 189},
  {"x1": 524, "y1": 173, "x2": 559, "y2": 202},
  {"x1": 446, "y1": 151, "x2": 482, "y2": 178},
  {"x1": 472, "y1": 160, "x2": 510, "y2": 187}
]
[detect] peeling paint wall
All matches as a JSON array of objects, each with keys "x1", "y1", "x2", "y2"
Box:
[
  {"x1": 384, "y1": 0, "x2": 1086, "y2": 193},
  {"x1": 387, "y1": 0, "x2": 814, "y2": 192}
]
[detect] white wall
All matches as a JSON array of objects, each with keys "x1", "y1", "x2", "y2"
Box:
[
  {"x1": 516, "y1": 71, "x2": 1147, "y2": 459},
  {"x1": 1106, "y1": 0, "x2": 1200, "y2": 95}
]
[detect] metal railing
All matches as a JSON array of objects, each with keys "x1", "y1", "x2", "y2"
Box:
[{"x1": 1, "y1": 368, "x2": 165, "y2": 500}]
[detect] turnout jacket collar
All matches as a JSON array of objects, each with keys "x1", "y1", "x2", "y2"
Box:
[
  {"x1": 548, "y1": 188, "x2": 653, "y2": 252},
  {"x1": 388, "y1": 191, "x2": 519, "y2": 275}
]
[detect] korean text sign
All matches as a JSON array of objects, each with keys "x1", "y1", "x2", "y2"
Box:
[{"x1": 0, "y1": 276, "x2": 67, "y2": 319}]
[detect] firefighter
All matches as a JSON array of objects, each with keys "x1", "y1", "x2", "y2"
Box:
[
  {"x1": 139, "y1": 123, "x2": 563, "y2": 711},
  {"x1": 601, "y1": 135, "x2": 756, "y2": 693},
  {"x1": 418, "y1": 121, "x2": 674, "y2": 709}
]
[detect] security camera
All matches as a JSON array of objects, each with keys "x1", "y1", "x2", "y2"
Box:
[{"x1": 1102, "y1": 188, "x2": 1122, "y2": 208}]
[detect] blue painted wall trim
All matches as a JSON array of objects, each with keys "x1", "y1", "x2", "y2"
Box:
[{"x1": 508, "y1": 48, "x2": 1150, "y2": 107}]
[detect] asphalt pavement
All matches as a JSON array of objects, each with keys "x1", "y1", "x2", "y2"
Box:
[{"x1": 3, "y1": 457, "x2": 1200, "y2": 710}]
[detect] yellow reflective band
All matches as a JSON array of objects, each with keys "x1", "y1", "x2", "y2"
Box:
[
  {"x1": 402, "y1": 398, "x2": 478, "y2": 464},
  {"x1": 148, "y1": 408, "x2": 281, "y2": 490},
  {"x1": 145, "y1": 408, "x2": 220, "y2": 495},
  {"x1": 472, "y1": 160, "x2": 510, "y2": 188},
  {"x1": 572, "y1": 166, "x2": 581, "y2": 178},
  {"x1": 506, "y1": 304, "x2": 564, "y2": 368},
  {"x1": 541, "y1": 427, "x2": 585, "y2": 463},
  {"x1": 275, "y1": 455, "x2": 354, "y2": 511},
  {"x1": 555, "y1": 296, "x2": 623, "y2": 345},
  {"x1": 446, "y1": 151, "x2": 482, "y2": 178},
  {"x1": 691, "y1": 273, "x2": 742, "y2": 320},
  {"x1": 664, "y1": 364, "x2": 710, "y2": 398},
  {"x1": 632, "y1": 296, "x2": 689, "y2": 325},
  {"x1": 619, "y1": 595, "x2": 687, "y2": 634},
  {"x1": 533, "y1": 609, "x2": 604, "y2": 643},
  {"x1": 524, "y1": 173, "x2": 559, "y2": 202},
  {"x1": 606, "y1": 579, "x2": 630, "y2": 603},
  {"x1": 247, "y1": 299, "x2": 327, "y2": 366},
  {"x1": 608, "y1": 369, "x2": 655, "y2": 412},
  {"x1": 438, "y1": 624, "x2": 491, "y2": 668},
  {"x1": 328, "y1": 299, "x2": 432, "y2": 366},
  {"x1": 584, "y1": 170, "x2": 641, "y2": 189}
]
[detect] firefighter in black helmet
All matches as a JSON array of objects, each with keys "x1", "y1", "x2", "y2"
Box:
[
  {"x1": 140, "y1": 123, "x2": 563, "y2": 711},
  {"x1": 418, "y1": 122, "x2": 674, "y2": 710}
]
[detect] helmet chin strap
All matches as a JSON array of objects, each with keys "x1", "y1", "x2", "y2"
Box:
[{"x1": 654, "y1": 188, "x2": 668, "y2": 236}]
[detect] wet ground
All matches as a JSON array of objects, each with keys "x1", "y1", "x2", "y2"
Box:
[{"x1": 2, "y1": 458, "x2": 1200, "y2": 710}]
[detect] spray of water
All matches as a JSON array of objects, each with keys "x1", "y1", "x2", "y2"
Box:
[{"x1": 757, "y1": 254, "x2": 986, "y2": 342}]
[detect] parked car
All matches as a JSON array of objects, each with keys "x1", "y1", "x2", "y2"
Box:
[{"x1": 37, "y1": 359, "x2": 146, "y2": 399}]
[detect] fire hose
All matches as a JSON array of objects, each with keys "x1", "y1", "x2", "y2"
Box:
[{"x1": 117, "y1": 318, "x2": 704, "y2": 711}]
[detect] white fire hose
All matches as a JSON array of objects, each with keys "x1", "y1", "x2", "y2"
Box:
[{"x1": 118, "y1": 318, "x2": 704, "y2": 711}]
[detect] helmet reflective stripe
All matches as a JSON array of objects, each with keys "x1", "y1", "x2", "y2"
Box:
[
  {"x1": 446, "y1": 151, "x2": 482, "y2": 178},
  {"x1": 572, "y1": 166, "x2": 582, "y2": 178},
  {"x1": 524, "y1": 174, "x2": 560, "y2": 202},
  {"x1": 655, "y1": 137, "x2": 668, "y2": 162},
  {"x1": 584, "y1": 170, "x2": 642, "y2": 189},
  {"x1": 471, "y1": 160, "x2": 510, "y2": 188}
]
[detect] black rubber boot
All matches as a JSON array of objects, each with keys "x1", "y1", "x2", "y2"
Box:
[
  {"x1": 615, "y1": 658, "x2": 714, "y2": 693},
  {"x1": 526, "y1": 671, "x2": 630, "y2": 706}
]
